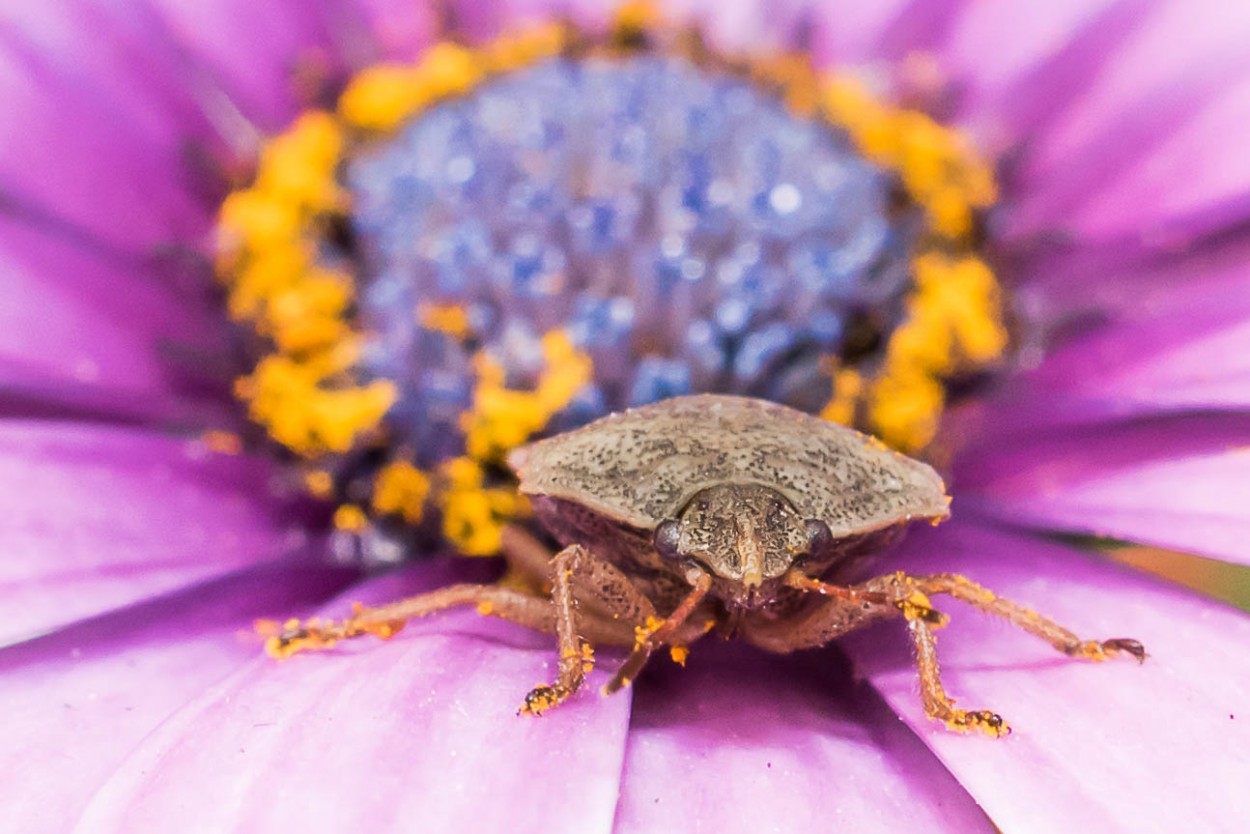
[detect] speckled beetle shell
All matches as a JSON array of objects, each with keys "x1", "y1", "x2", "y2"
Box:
[{"x1": 508, "y1": 393, "x2": 950, "y2": 537}]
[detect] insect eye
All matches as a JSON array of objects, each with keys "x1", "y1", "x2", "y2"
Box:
[
  {"x1": 804, "y1": 519, "x2": 833, "y2": 555},
  {"x1": 653, "y1": 520, "x2": 682, "y2": 560}
]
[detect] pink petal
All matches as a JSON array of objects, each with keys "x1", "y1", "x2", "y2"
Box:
[
  {"x1": 0, "y1": 558, "x2": 356, "y2": 834},
  {"x1": 0, "y1": 422, "x2": 304, "y2": 644},
  {"x1": 843, "y1": 521, "x2": 1250, "y2": 833},
  {"x1": 76, "y1": 560, "x2": 632, "y2": 833},
  {"x1": 953, "y1": 414, "x2": 1250, "y2": 566},
  {"x1": 615, "y1": 641, "x2": 993, "y2": 833}
]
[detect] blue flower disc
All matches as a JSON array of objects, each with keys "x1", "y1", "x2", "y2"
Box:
[{"x1": 347, "y1": 55, "x2": 917, "y2": 461}]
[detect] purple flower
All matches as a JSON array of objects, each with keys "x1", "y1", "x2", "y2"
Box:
[{"x1": 4, "y1": 1, "x2": 1250, "y2": 832}]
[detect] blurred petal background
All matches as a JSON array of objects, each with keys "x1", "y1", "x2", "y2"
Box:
[{"x1": 1, "y1": 1, "x2": 1249, "y2": 832}]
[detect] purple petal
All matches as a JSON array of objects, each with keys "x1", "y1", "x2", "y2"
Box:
[
  {"x1": 615, "y1": 641, "x2": 993, "y2": 833},
  {"x1": 804, "y1": 0, "x2": 912, "y2": 65},
  {"x1": 939, "y1": 261, "x2": 1250, "y2": 441},
  {"x1": 145, "y1": 0, "x2": 343, "y2": 131},
  {"x1": 869, "y1": 0, "x2": 967, "y2": 61},
  {"x1": 1022, "y1": 289, "x2": 1250, "y2": 411},
  {"x1": 843, "y1": 521, "x2": 1250, "y2": 833},
  {"x1": 0, "y1": 218, "x2": 236, "y2": 423},
  {"x1": 999, "y1": 1, "x2": 1250, "y2": 246},
  {"x1": 352, "y1": 0, "x2": 438, "y2": 60},
  {"x1": 0, "y1": 558, "x2": 356, "y2": 834},
  {"x1": 662, "y1": 0, "x2": 811, "y2": 55},
  {"x1": 1054, "y1": 74, "x2": 1250, "y2": 242},
  {"x1": 0, "y1": 37, "x2": 214, "y2": 254},
  {"x1": 1, "y1": 2, "x2": 261, "y2": 170},
  {"x1": 76, "y1": 560, "x2": 632, "y2": 833},
  {"x1": 947, "y1": 0, "x2": 1142, "y2": 152},
  {"x1": 0, "y1": 422, "x2": 303, "y2": 644},
  {"x1": 953, "y1": 413, "x2": 1250, "y2": 566}
]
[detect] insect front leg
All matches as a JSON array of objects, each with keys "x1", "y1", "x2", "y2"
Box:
[
  {"x1": 519, "y1": 543, "x2": 660, "y2": 715},
  {"x1": 747, "y1": 572, "x2": 1008, "y2": 735},
  {"x1": 893, "y1": 572, "x2": 1146, "y2": 663},
  {"x1": 903, "y1": 610, "x2": 1011, "y2": 737},
  {"x1": 889, "y1": 572, "x2": 1145, "y2": 736},
  {"x1": 602, "y1": 564, "x2": 715, "y2": 696},
  {"x1": 762, "y1": 569, "x2": 1144, "y2": 737}
]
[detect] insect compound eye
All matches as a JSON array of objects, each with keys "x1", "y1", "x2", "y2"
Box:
[
  {"x1": 653, "y1": 519, "x2": 683, "y2": 560},
  {"x1": 804, "y1": 519, "x2": 833, "y2": 556}
]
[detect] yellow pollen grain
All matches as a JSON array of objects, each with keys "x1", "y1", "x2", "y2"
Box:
[
  {"x1": 820, "y1": 367, "x2": 864, "y2": 426},
  {"x1": 669, "y1": 645, "x2": 689, "y2": 666},
  {"x1": 867, "y1": 366, "x2": 945, "y2": 452},
  {"x1": 334, "y1": 504, "x2": 368, "y2": 533},
  {"x1": 225, "y1": 240, "x2": 309, "y2": 322},
  {"x1": 819, "y1": 75, "x2": 996, "y2": 241},
  {"x1": 866, "y1": 252, "x2": 1006, "y2": 451},
  {"x1": 751, "y1": 53, "x2": 820, "y2": 117},
  {"x1": 338, "y1": 64, "x2": 428, "y2": 132},
  {"x1": 581, "y1": 643, "x2": 596, "y2": 674},
  {"x1": 371, "y1": 460, "x2": 432, "y2": 524},
  {"x1": 484, "y1": 23, "x2": 568, "y2": 72},
  {"x1": 461, "y1": 329, "x2": 592, "y2": 463},
  {"x1": 263, "y1": 268, "x2": 355, "y2": 355},
  {"x1": 303, "y1": 469, "x2": 334, "y2": 499},
  {"x1": 254, "y1": 110, "x2": 346, "y2": 214},
  {"x1": 339, "y1": 43, "x2": 484, "y2": 132},
  {"x1": 536, "y1": 331, "x2": 594, "y2": 414},
  {"x1": 613, "y1": 0, "x2": 661, "y2": 37},
  {"x1": 418, "y1": 303, "x2": 473, "y2": 339},
  {"x1": 437, "y1": 456, "x2": 507, "y2": 556},
  {"x1": 236, "y1": 347, "x2": 397, "y2": 457},
  {"x1": 217, "y1": 189, "x2": 302, "y2": 255},
  {"x1": 912, "y1": 253, "x2": 1008, "y2": 365}
]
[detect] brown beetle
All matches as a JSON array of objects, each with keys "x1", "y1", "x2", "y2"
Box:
[{"x1": 268, "y1": 394, "x2": 1144, "y2": 736}]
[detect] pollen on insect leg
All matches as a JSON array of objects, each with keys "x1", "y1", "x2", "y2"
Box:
[
  {"x1": 1065, "y1": 637, "x2": 1148, "y2": 664},
  {"x1": 255, "y1": 606, "x2": 407, "y2": 659},
  {"x1": 942, "y1": 707, "x2": 1011, "y2": 738},
  {"x1": 634, "y1": 615, "x2": 665, "y2": 650},
  {"x1": 897, "y1": 589, "x2": 948, "y2": 628},
  {"x1": 518, "y1": 683, "x2": 577, "y2": 716}
]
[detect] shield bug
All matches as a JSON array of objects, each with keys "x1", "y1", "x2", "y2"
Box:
[{"x1": 267, "y1": 394, "x2": 1144, "y2": 736}]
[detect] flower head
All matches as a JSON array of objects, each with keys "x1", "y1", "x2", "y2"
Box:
[{"x1": 3, "y1": 1, "x2": 1250, "y2": 832}]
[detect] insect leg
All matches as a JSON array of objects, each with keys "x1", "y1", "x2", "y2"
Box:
[
  {"x1": 603, "y1": 566, "x2": 714, "y2": 695},
  {"x1": 905, "y1": 615, "x2": 1011, "y2": 737},
  {"x1": 520, "y1": 543, "x2": 658, "y2": 715},
  {"x1": 260, "y1": 583, "x2": 557, "y2": 659},
  {"x1": 897, "y1": 573, "x2": 1147, "y2": 663}
]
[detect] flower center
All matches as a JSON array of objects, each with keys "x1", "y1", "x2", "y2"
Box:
[
  {"x1": 214, "y1": 6, "x2": 1007, "y2": 560},
  {"x1": 349, "y1": 53, "x2": 915, "y2": 451}
]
